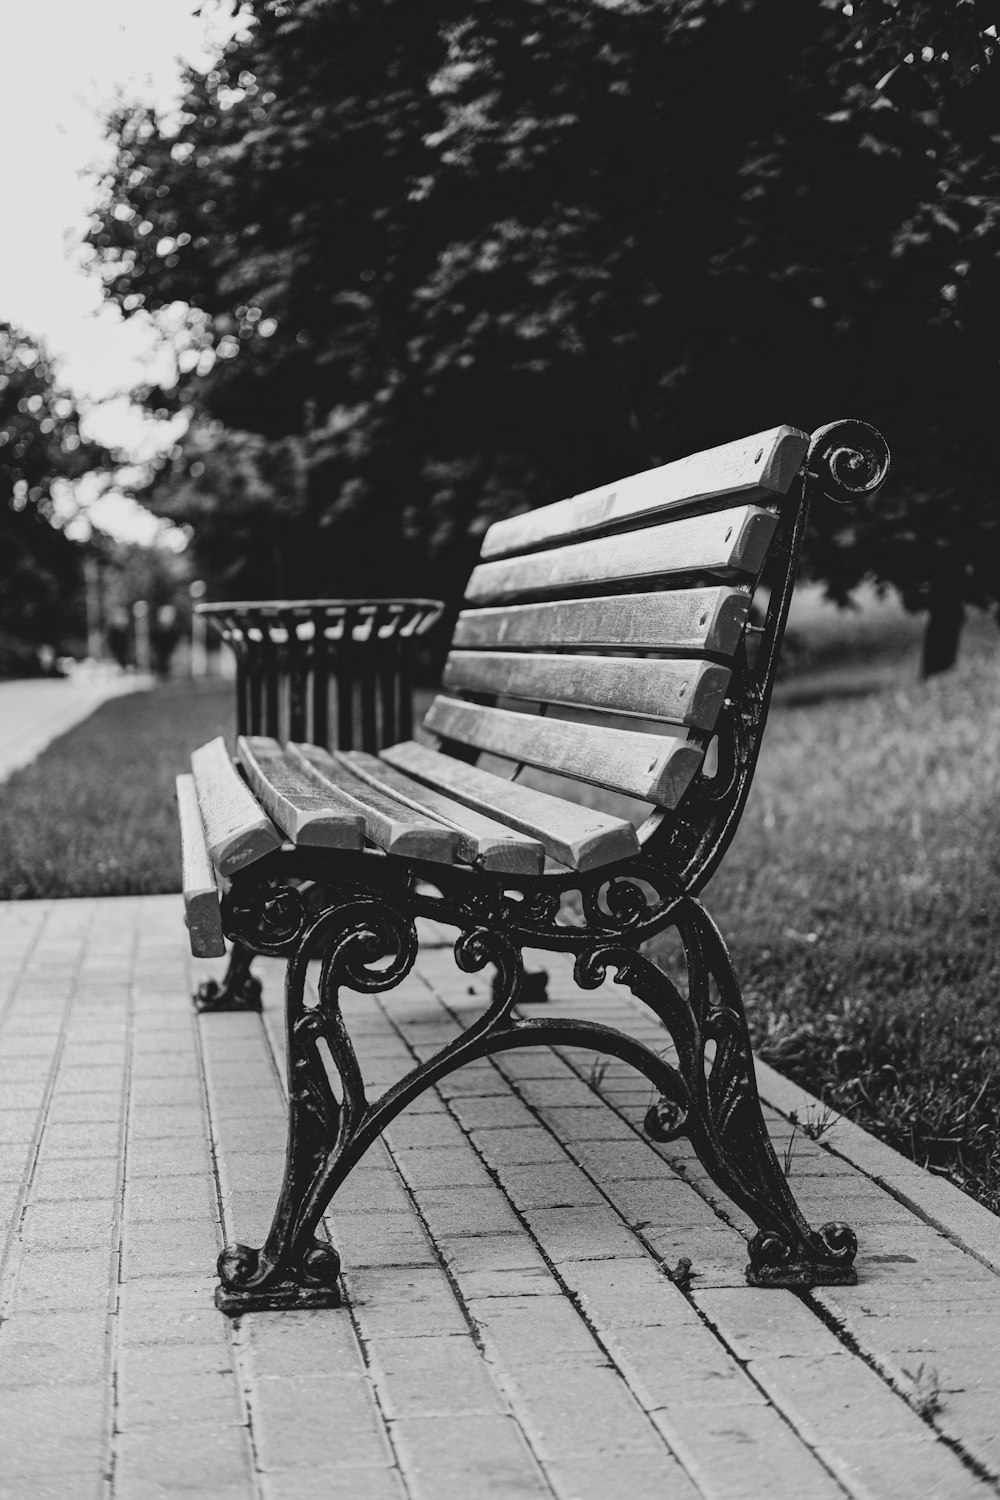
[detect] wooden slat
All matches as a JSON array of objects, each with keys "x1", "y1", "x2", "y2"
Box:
[
  {"x1": 339, "y1": 751, "x2": 545, "y2": 875},
  {"x1": 424, "y1": 696, "x2": 704, "y2": 808},
  {"x1": 176, "y1": 774, "x2": 225, "y2": 958},
  {"x1": 237, "y1": 735, "x2": 365, "y2": 848},
  {"x1": 190, "y1": 736, "x2": 283, "y2": 878},
  {"x1": 443, "y1": 652, "x2": 731, "y2": 732},
  {"x1": 482, "y1": 426, "x2": 807, "y2": 560},
  {"x1": 452, "y1": 587, "x2": 752, "y2": 657},
  {"x1": 286, "y1": 741, "x2": 459, "y2": 864},
  {"x1": 466, "y1": 505, "x2": 778, "y2": 606},
  {"x1": 381, "y1": 741, "x2": 640, "y2": 872}
]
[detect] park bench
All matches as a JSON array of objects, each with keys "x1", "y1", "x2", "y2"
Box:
[{"x1": 178, "y1": 418, "x2": 889, "y2": 1314}]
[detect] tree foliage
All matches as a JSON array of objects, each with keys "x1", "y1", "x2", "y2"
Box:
[
  {"x1": 88, "y1": 0, "x2": 1000, "y2": 665},
  {"x1": 0, "y1": 324, "x2": 105, "y2": 667}
]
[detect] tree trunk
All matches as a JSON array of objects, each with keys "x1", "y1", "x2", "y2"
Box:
[{"x1": 921, "y1": 582, "x2": 964, "y2": 678}]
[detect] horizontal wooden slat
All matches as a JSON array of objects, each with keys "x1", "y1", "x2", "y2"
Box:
[
  {"x1": 443, "y1": 652, "x2": 731, "y2": 732},
  {"x1": 452, "y1": 587, "x2": 752, "y2": 657},
  {"x1": 287, "y1": 741, "x2": 459, "y2": 864},
  {"x1": 424, "y1": 696, "x2": 704, "y2": 808},
  {"x1": 381, "y1": 741, "x2": 639, "y2": 872},
  {"x1": 190, "y1": 736, "x2": 283, "y2": 878},
  {"x1": 237, "y1": 736, "x2": 365, "y2": 848},
  {"x1": 466, "y1": 505, "x2": 777, "y2": 606},
  {"x1": 339, "y1": 751, "x2": 545, "y2": 875},
  {"x1": 482, "y1": 426, "x2": 808, "y2": 560},
  {"x1": 176, "y1": 774, "x2": 225, "y2": 958}
]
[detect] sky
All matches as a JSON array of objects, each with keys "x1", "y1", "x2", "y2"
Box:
[{"x1": 2, "y1": 1, "x2": 242, "y2": 543}]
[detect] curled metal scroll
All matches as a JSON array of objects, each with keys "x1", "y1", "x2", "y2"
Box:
[{"x1": 805, "y1": 419, "x2": 891, "y2": 505}]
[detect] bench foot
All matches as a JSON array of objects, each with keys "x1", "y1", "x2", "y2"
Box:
[
  {"x1": 746, "y1": 1224, "x2": 859, "y2": 1287},
  {"x1": 215, "y1": 1240, "x2": 342, "y2": 1315},
  {"x1": 194, "y1": 939, "x2": 262, "y2": 1013}
]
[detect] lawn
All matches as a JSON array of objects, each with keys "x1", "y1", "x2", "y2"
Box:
[
  {"x1": 0, "y1": 679, "x2": 233, "y2": 899},
  {"x1": 1, "y1": 608, "x2": 998, "y2": 1213}
]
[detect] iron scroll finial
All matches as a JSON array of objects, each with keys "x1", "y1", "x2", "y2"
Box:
[{"x1": 804, "y1": 419, "x2": 891, "y2": 505}]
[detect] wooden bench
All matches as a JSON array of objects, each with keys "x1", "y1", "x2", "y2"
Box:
[{"x1": 179, "y1": 418, "x2": 890, "y2": 1313}]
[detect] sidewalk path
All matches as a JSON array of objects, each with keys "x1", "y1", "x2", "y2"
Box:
[
  {"x1": 0, "y1": 894, "x2": 998, "y2": 1499},
  {"x1": 0, "y1": 671, "x2": 153, "y2": 783}
]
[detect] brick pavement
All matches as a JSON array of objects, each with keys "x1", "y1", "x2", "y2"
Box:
[{"x1": 1, "y1": 895, "x2": 998, "y2": 1499}]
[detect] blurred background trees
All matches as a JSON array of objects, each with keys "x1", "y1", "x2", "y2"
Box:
[
  {"x1": 85, "y1": 0, "x2": 1000, "y2": 672},
  {"x1": 0, "y1": 323, "x2": 106, "y2": 673}
]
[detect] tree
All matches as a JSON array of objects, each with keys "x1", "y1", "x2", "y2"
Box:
[
  {"x1": 0, "y1": 324, "x2": 107, "y2": 670},
  {"x1": 88, "y1": 0, "x2": 1000, "y2": 667}
]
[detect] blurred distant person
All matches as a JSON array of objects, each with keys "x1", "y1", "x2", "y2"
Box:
[
  {"x1": 151, "y1": 603, "x2": 180, "y2": 678},
  {"x1": 106, "y1": 607, "x2": 131, "y2": 670}
]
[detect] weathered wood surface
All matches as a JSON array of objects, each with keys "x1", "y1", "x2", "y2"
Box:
[
  {"x1": 466, "y1": 505, "x2": 778, "y2": 605},
  {"x1": 424, "y1": 695, "x2": 705, "y2": 807},
  {"x1": 481, "y1": 426, "x2": 808, "y2": 560},
  {"x1": 339, "y1": 751, "x2": 545, "y2": 875},
  {"x1": 381, "y1": 740, "x2": 640, "y2": 871},
  {"x1": 443, "y1": 651, "x2": 731, "y2": 732},
  {"x1": 176, "y1": 773, "x2": 225, "y2": 958},
  {"x1": 287, "y1": 741, "x2": 459, "y2": 863},
  {"x1": 190, "y1": 736, "x2": 283, "y2": 878},
  {"x1": 452, "y1": 586, "x2": 752, "y2": 657},
  {"x1": 237, "y1": 735, "x2": 365, "y2": 848}
]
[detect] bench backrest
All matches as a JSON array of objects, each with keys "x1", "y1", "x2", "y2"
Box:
[{"x1": 423, "y1": 420, "x2": 888, "y2": 892}]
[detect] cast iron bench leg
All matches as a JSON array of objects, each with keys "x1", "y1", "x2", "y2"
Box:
[
  {"x1": 214, "y1": 873, "x2": 856, "y2": 1314},
  {"x1": 193, "y1": 938, "x2": 263, "y2": 1014}
]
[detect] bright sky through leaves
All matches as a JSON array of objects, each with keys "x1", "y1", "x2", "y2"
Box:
[{"x1": 1, "y1": 0, "x2": 239, "y2": 541}]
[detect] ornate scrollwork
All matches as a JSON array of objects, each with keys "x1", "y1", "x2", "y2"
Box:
[
  {"x1": 225, "y1": 875, "x2": 308, "y2": 955},
  {"x1": 805, "y1": 418, "x2": 891, "y2": 506}
]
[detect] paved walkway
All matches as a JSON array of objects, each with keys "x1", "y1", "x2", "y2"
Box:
[
  {"x1": 0, "y1": 671, "x2": 153, "y2": 783},
  {"x1": 1, "y1": 895, "x2": 998, "y2": 1500}
]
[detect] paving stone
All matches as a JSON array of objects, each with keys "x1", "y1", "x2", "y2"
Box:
[
  {"x1": 344, "y1": 1263, "x2": 468, "y2": 1337},
  {"x1": 499, "y1": 1360, "x2": 671, "y2": 1461},
  {"x1": 261, "y1": 1469, "x2": 407, "y2": 1500},
  {"x1": 393, "y1": 1146, "x2": 495, "y2": 1190},
  {"x1": 489, "y1": 1160, "x2": 604, "y2": 1212},
  {"x1": 0, "y1": 1108, "x2": 40, "y2": 1144},
  {"x1": 0, "y1": 1308, "x2": 110, "y2": 1388},
  {"x1": 114, "y1": 1423, "x2": 253, "y2": 1497},
  {"x1": 329, "y1": 1208, "x2": 437, "y2": 1269},
  {"x1": 117, "y1": 1341, "x2": 245, "y2": 1430},
  {"x1": 32, "y1": 1156, "x2": 120, "y2": 1203},
  {"x1": 542, "y1": 1446, "x2": 703, "y2": 1500},
  {"x1": 126, "y1": 1173, "x2": 219, "y2": 1223},
  {"x1": 123, "y1": 1216, "x2": 222, "y2": 1280},
  {"x1": 216, "y1": 1149, "x2": 285, "y2": 1198},
  {"x1": 40, "y1": 1120, "x2": 122, "y2": 1159},
  {"x1": 367, "y1": 1331, "x2": 507, "y2": 1418},
  {"x1": 383, "y1": 1113, "x2": 469, "y2": 1152},
  {"x1": 566, "y1": 1136, "x2": 677, "y2": 1181},
  {"x1": 47, "y1": 1090, "x2": 124, "y2": 1125},
  {"x1": 392, "y1": 1413, "x2": 550, "y2": 1500},
  {"x1": 469, "y1": 1126, "x2": 569, "y2": 1166},
  {"x1": 466, "y1": 1293, "x2": 603, "y2": 1368},
  {"x1": 653, "y1": 1399, "x2": 845, "y2": 1500},
  {"x1": 13, "y1": 1245, "x2": 114, "y2": 1312},
  {"x1": 603, "y1": 1321, "x2": 767, "y2": 1412},
  {"x1": 126, "y1": 1135, "x2": 213, "y2": 1179},
  {"x1": 244, "y1": 1307, "x2": 367, "y2": 1379},
  {"x1": 559, "y1": 1256, "x2": 705, "y2": 1331},
  {"x1": 252, "y1": 1374, "x2": 394, "y2": 1471},
  {"x1": 1, "y1": 1381, "x2": 108, "y2": 1478},
  {"x1": 519, "y1": 1204, "x2": 647, "y2": 1264},
  {"x1": 824, "y1": 1434, "x2": 989, "y2": 1500},
  {"x1": 415, "y1": 1185, "x2": 524, "y2": 1239},
  {"x1": 128, "y1": 1103, "x2": 210, "y2": 1140},
  {"x1": 447, "y1": 1095, "x2": 539, "y2": 1131},
  {"x1": 696, "y1": 1286, "x2": 841, "y2": 1360},
  {"x1": 19, "y1": 1198, "x2": 116, "y2": 1252}
]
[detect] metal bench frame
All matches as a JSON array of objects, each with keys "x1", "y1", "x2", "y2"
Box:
[{"x1": 196, "y1": 420, "x2": 890, "y2": 1314}]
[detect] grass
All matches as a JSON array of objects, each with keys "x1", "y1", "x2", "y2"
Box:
[
  {"x1": 0, "y1": 680, "x2": 233, "y2": 898},
  {"x1": 670, "y1": 610, "x2": 1000, "y2": 1214},
  {"x1": 1, "y1": 602, "x2": 998, "y2": 1214}
]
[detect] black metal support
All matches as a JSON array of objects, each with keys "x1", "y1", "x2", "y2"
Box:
[
  {"x1": 193, "y1": 937, "x2": 263, "y2": 1014},
  {"x1": 213, "y1": 852, "x2": 857, "y2": 1314}
]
